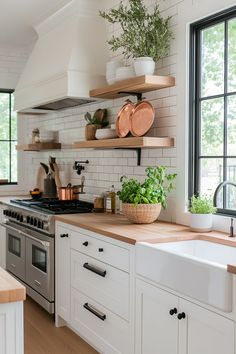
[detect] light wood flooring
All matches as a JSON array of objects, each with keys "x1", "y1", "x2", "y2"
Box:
[{"x1": 24, "y1": 297, "x2": 98, "y2": 354}]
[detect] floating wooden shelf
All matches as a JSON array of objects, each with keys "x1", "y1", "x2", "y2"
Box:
[
  {"x1": 16, "y1": 142, "x2": 61, "y2": 152},
  {"x1": 73, "y1": 137, "x2": 174, "y2": 149},
  {"x1": 90, "y1": 75, "x2": 175, "y2": 100}
]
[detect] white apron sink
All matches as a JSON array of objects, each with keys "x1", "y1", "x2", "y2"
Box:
[{"x1": 136, "y1": 240, "x2": 236, "y2": 312}]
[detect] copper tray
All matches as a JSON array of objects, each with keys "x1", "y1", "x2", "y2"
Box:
[
  {"x1": 116, "y1": 100, "x2": 135, "y2": 138},
  {"x1": 130, "y1": 101, "x2": 155, "y2": 137}
]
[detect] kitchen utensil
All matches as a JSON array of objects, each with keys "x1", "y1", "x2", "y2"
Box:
[
  {"x1": 116, "y1": 100, "x2": 135, "y2": 138},
  {"x1": 44, "y1": 173, "x2": 57, "y2": 198},
  {"x1": 30, "y1": 188, "x2": 43, "y2": 199},
  {"x1": 58, "y1": 183, "x2": 75, "y2": 200},
  {"x1": 36, "y1": 166, "x2": 45, "y2": 192},
  {"x1": 93, "y1": 109, "x2": 107, "y2": 125},
  {"x1": 95, "y1": 128, "x2": 118, "y2": 140},
  {"x1": 53, "y1": 162, "x2": 62, "y2": 188},
  {"x1": 40, "y1": 162, "x2": 49, "y2": 175},
  {"x1": 130, "y1": 101, "x2": 155, "y2": 137}
]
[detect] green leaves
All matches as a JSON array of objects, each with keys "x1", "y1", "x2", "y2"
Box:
[
  {"x1": 189, "y1": 195, "x2": 217, "y2": 214},
  {"x1": 117, "y1": 166, "x2": 177, "y2": 208},
  {"x1": 99, "y1": 0, "x2": 173, "y2": 61}
]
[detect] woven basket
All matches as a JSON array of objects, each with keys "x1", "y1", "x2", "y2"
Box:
[{"x1": 122, "y1": 203, "x2": 161, "y2": 224}]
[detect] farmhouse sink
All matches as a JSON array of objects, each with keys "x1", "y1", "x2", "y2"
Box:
[{"x1": 136, "y1": 240, "x2": 236, "y2": 312}]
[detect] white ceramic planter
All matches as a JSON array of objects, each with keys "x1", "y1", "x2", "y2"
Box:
[
  {"x1": 190, "y1": 213, "x2": 213, "y2": 232},
  {"x1": 134, "y1": 57, "x2": 155, "y2": 76},
  {"x1": 106, "y1": 60, "x2": 123, "y2": 85}
]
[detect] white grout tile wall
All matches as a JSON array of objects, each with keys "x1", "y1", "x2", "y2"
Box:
[{"x1": 22, "y1": 0, "x2": 182, "y2": 222}]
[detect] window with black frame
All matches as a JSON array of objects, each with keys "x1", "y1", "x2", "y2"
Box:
[
  {"x1": 0, "y1": 90, "x2": 17, "y2": 184},
  {"x1": 189, "y1": 7, "x2": 236, "y2": 216}
]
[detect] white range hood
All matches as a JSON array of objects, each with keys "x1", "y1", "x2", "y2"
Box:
[{"x1": 14, "y1": 0, "x2": 107, "y2": 113}]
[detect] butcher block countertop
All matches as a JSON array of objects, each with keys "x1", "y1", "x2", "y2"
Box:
[
  {"x1": 55, "y1": 213, "x2": 236, "y2": 247},
  {"x1": 0, "y1": 268, "x2": 26, "y2": 304}
]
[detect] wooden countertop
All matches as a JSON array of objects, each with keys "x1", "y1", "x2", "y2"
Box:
[
  {"x1": 55, "y1": 213, "x2": 235, "y2": 247},
  {"x1": 0, "y1": 268, "x2": 26, "y2": 303}
]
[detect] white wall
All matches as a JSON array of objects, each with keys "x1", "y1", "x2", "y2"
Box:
[{"x1": 14, "y1": 0, "x2": 236, "y2": 229}]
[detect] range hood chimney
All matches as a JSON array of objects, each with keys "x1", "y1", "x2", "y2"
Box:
[{"x1": 14, "y1": 0, "x2": 107, "y2": 113}]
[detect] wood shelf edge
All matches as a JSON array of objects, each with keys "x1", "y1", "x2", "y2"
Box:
[{"x1": 16, "y1": 143, "x2": 61, "y2": 152}]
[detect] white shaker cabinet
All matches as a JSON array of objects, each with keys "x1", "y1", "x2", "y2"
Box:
[
  {"x1": 0, "y1": 206, "x2": 6, "y2": 269},
  {"x1": 136, "y1": 279, "x2": 235, "y2": 354}
]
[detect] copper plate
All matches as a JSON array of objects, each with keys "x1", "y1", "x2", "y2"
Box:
[
  {"x1": 130, "y1": 101, "x2": 155, "y2": 137},
  {"x1": 116, "y1": 101, "x2": 135, "y2": 138}
]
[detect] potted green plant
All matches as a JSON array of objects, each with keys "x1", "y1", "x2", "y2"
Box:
[
  {"x1": 84, "y1": 109, "x2": 108, "y2": 141},
  {"x1": 99, "y1": 0, "x2": 173, "y2": 76},
  {"x1": 117, "y1": 166, "x2": 176, "y2": 224},
  {"x1": 189, "y1": 195, "x2": 217, "y2": 232}
]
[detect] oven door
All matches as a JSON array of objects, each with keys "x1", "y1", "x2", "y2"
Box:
[
  {"x1": 6, "y1": 226, "x2": 26, "y2": 280},
  {"x1": 26, "y1": 235, "x2": 54, "y2": 301}
]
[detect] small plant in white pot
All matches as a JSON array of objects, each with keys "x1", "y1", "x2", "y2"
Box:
[
  {"x1": 117, "y1": 166, "x2": 176, "y2": 224},
  {"x1": 99, "y1": 0, "x2": 173, "y2": 76},
  {"x1": 189, "y1": 195, "x2": 217, "y2": 232}
]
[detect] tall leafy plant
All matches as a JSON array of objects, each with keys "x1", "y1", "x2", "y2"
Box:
[
  {"x1": 118, "y1": 166, "x2": 177, "y2": 208},
  {"x1": 99, "y1": 0, "x2": 173, "y2": 61}
]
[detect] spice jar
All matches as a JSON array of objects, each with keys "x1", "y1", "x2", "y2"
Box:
[
  {"x1": 32, "y1": 128, "x2": 40, "y2": 143},
  {"x1": 93, "y1": 195, "x2": 105, "y2": 213}
]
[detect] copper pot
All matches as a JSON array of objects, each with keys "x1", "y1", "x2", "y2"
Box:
[{"x1": 58, "y1": 183, "x2": 84, "y2": 200}]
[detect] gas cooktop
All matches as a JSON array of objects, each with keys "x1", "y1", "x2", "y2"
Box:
[{"x1": 11, "y1": 198, "x2": 94, "y2": 215}]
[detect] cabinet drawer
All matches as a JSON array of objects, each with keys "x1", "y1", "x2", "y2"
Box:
[
  {"x1": 71, "y1": 250, "x2": 129, "y2": 320},
  {"x1": 71, "y1": 288, "x2": 130, "y2": 354},
  {"x1": 70, "y1": 230, "x2": 129, "y2": 272}
]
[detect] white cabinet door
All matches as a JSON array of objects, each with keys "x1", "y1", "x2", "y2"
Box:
[
  {"x1": 55, "y1": 225, "x2": 70, "y2": 323},
  {"x1": 179, "y1": 298, "x2": 235, "y2": 354},
  {"x1": 135, "y1": 279, "x2": 179, "y2": 354}
]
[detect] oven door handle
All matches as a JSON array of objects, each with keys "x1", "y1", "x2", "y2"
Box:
[{"x1": 1, "y1": 223, "x2": 50, "y2": 248}]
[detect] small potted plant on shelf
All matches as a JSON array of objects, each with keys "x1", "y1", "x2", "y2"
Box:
[
  {"x1": 117, "y1": 166, "x2": 177, "y2": 224},
  {"x1": 99, "y1": 0, "x2": 173, "y2": 76},
  {"x1": 84, "y1": 109, "x2": 108, "y2": 141},
  {"x1": 189, "y1": 195, "x2": 217, "y2": 232}
]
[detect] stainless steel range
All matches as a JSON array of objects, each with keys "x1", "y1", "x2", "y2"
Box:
[{"x1": 2, "y1": 199, "x2": 93, "y2": 314}]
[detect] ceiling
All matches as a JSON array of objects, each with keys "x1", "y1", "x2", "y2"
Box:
[{"x1": 0, "y1": 0, "x2": 72, "y2": 46}]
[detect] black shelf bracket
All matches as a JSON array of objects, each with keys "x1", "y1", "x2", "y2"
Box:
[
  {"x1": 115, "y1": 148, "x2": 142, "y2": 166},
  {"x1": 118, "y1": 91, "x2": 143, "y2": 102}
]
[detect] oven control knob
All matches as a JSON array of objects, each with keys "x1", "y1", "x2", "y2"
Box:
[
  {"x1": 11, "y1": 211, "x2": 15, "y2": 218},
  {"x1": 16, "y1": 214, "x2": 20, "y2": 221},
  {"x1": 33, "y1": 218, "x2": 38, "y2": 227},
  {"x1": 20, "y1": 215, "x2": 23, "y2": 222},
  {"x1": 30, "y1": 217, "x2": 34, "y2": 225},
  {"x1": 8, "y1": 210, "x2": 12, "y2": 217},
  {"x1": 26, "y1": 216, "x2": 30, "y2": 224},
  {"x1": 37, "y1": 220, "x2": 42, "y2": 229},
  {"x1": 3, "y1": 210, "x2": 7, "y2": 216}
]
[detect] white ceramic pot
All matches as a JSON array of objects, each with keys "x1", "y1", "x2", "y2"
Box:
[
  {"x1": 190, "y1": 213, "x2": 213, "y2": 232},
  {"x1": 106, "y1": 60, "x2": 123, "y2": 85},
  {"x1": 134, "y1": 57, "x2": 155, "y2": 76}
]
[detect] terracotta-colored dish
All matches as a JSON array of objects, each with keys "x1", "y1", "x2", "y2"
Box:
[
  {"x1": 116, "y1": 100, "x2": 135, "y2": 138},
  {"x1": 130, "y1": 101, "x2": 155, "y2": 137}
]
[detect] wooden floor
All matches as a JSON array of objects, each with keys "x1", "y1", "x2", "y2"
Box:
[{"x1": 24, "y1": 297, "x2": 98, "y2": 354}]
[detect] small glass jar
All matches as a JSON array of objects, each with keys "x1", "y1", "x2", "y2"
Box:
[{"x1": 93, "y1": 195, "x2": 105, "y2": 213}]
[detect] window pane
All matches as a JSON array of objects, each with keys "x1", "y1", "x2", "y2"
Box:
[
  {"x1": 199, "y1": 158, "x2": 223, "y2": 196},
  {"x1": 201, "y1": 23, "x2": 224, "y2": 97},
  {"x1": 11, "y1": 141, "x2": 17, "y2": 183},
  {"x1": 226, "y1": 159, "x2": 236, "y2": 209},
  {"x1": 228, "y1": 19, "x2": 236, "y2": 92},
  {"x1": 0, "y1": 142, "x2": 9, "y2": 180},
  {"x1": 227, "y1": 95, "x2": 236, "y2": 155},
  {"x1": 0, "y1": 93, "x2": 9, "y2": 140},
  {"x1": 200, "y1": 98, "x2": 224, "y2": 156}
]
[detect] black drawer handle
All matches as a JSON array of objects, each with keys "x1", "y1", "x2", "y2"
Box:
[
  {"x1": 83, "y1": 241, "x2": 88, "y2": 247},
  {"x1": 98, "y1": 248, "x2": 104, "y2": 252},
  {"x1": 177, "y1": 312, "x2": 186, "y2": 320},
  {"x1": 60, "y1": 233, "x2": 69, "y2": 238},
  {"x1": 83, "y1": 262, "x2": 106, "y2": 277},
  {"x1": 83, "y1": 302, "x2": 106, "y2": 321},
  {"x1": 169, "y1": 308, "x2": 177, "y2": 316}
]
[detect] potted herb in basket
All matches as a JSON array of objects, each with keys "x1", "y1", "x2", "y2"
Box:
[
  {"x1": 99, "y1": 0, "x2": 173, "y2": 76},
  {"x1": 84, "y1": 109, "x2": 108, "y2": 141},
  {"x1": 118, "y1": 166, "x2": 177, "y2": 224},
  {"x1": 189, "y1": 195, "x2": 217, "y2": 232}
]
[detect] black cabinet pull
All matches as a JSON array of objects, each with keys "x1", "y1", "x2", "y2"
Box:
[
  {"x1": 83, "y1": 262, "x2": 106, "y2": 277},
  {"x1": 98, "y1": 248, "x2": 104, "y2": 252},
  {"x1": 83, "y1": 302, "x2": 106, "y2": 321},
  {"x1": 169, "y1": 308, "x2": 177, "y2": 316},
  {"x1": 177, "y1": 312, "x2": 186, "y2": 320},
  {"x1": 83, "y1": 241, "x2": 88, "y2": 247},
  {"x1": 60, "y1": 233, "x2": 69, "y2": 238}
]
